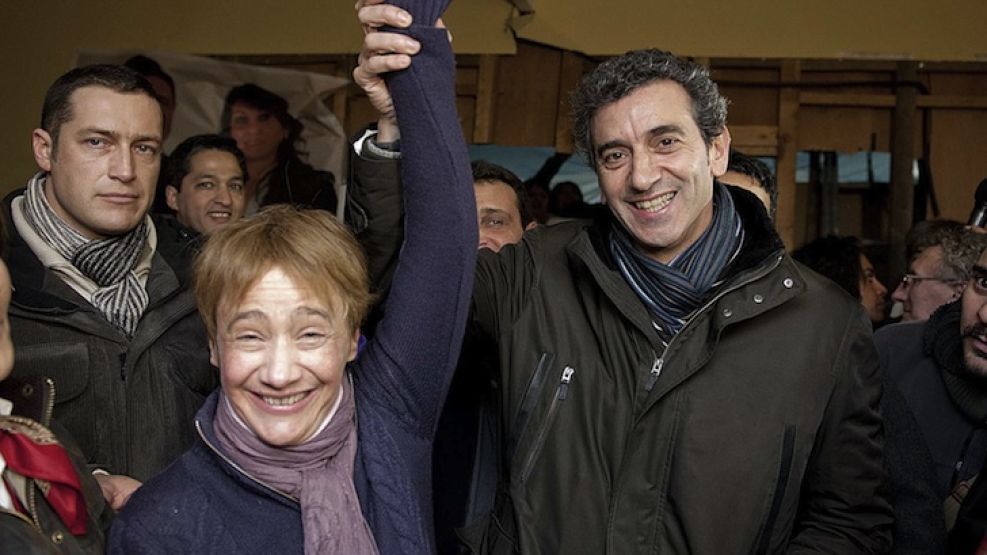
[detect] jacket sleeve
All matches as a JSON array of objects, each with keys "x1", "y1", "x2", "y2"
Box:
[
  {"x1": 107, "y1": 517, "x2": 170, "y2": 555},
  {"x1": 787, "y1": 308, "x2": 894, "y2": 554},
  {"x1": 352, "y1": 0, "x2": 478, "y2": 438},
  {"x1": 345, "y1": 128, "x2": 403, "y2": 335}
]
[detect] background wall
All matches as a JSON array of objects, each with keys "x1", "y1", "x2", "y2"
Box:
[{"x1": 2, "y1": 0, "x2": 986, "y2": 277}]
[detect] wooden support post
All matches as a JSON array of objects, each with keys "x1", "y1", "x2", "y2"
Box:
[
  {"x1": 472, "y1": 55, "x2": 498, "y2": 144},
  {"x1": 889, "y1": 61, "x2": 919, "y2": 279},
  {"x1": 819, "y1": 152, "x2": 839, "y2": 236},
  {"x1": 775, "y1": 60, "x2": 801, "y2": 249},
  {"x1": 554, "y1": 51, "x2": 585, "y2": 154}
]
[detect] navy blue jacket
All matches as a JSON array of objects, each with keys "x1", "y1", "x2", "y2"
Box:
[{"x1": 106, "y1": 3, "x2": 477, "y2": 552}]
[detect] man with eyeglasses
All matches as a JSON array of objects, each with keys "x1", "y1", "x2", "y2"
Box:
[
  {"x1": 892, "y1": 220, "x2": 987, "y2": 321},
  {"x1": 877, "y1": 243, "x2": 987, "y2": 547}
]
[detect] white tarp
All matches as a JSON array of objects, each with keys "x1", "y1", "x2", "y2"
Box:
[{"x1": 76, "y1": 50, "x2": 349, "y2": 207}]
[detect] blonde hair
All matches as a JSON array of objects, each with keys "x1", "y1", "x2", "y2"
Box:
[{"x1": 193, "y1": 205, "x2": 371, "y2": 339}]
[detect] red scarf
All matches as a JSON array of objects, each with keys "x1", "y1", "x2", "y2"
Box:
[{"x1": 0, "y1": 416, "x2": 87, "y2": 535}]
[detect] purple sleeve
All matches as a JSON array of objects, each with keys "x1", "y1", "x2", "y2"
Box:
[{"x1": 353, "y1": 0, "x2": 478, "y2": 437}]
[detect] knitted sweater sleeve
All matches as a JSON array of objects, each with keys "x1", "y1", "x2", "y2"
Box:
[{"x1": 353, "y1": 0, "x2": 477, "y2": 438}]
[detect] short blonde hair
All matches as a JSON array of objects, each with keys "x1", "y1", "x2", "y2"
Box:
[{"x1": 193, "y1": 205, "x2": 371, "y2": 339}]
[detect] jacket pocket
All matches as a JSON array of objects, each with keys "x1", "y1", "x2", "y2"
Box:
[
  {"x1": 12, "y1": 342, "x2": 94, "y2": 451},
  {"x1": 755, "y1": 424, "x2": 796, "y2": 554},
  {"x1": 508, "y1": 352, "x2": 555, "y2": 462},
  {"x1": 511, "y1": 358, "x2": 576, "y2": 486}
]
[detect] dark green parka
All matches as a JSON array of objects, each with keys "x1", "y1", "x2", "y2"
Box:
[{"x1": 467, "y1": 187, "x2": 893, "y2": 554}]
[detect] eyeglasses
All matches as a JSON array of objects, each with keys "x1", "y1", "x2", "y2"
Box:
[{"x1": 899, "y1": 274, "x2": 964, "y2": 287}]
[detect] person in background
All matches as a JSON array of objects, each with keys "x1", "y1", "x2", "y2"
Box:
[
  {"x1": 472, "y1": 160, "x2": 535, "y2": 252},
  {"x1": 793, "y1": 235, "x2": 889, "y2": 324},
  {"x1": 892, "y1": 219, "x2": 986, "y2": 322},
  {"x1": 221, "y1": 84, "x2": 336, "y2": 215},
  {"x1": 877, "y1": 245, "x2": 987, "y2": 549},
  {"x1": 547, "y1": 180, "x2": 592, "y2": 221},
  {"x1": 124, "y1": 55, "x2": 177, "y2": 215},
  {"x1": 152, "y1": 134, "x2": 249, "y2": 276},
  {"x1": 163, "y1": 135, "x2": 247, "y2": 237},
  {"x1": 524, "y1": 180, "x2": 550, "y2": 225},
  {"x1": 721, "y1": 148, "x2": 777, "y2": 220}
]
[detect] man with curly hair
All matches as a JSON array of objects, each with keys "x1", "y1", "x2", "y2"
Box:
[{"x1": 353, "y1": 3, "x2": 892, "y2": 551}]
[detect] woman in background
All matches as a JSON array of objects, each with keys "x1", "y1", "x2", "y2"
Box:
[
  {"x1": 221, "y1": 84, "x2": 336, "y2": 215},
  {"x1": 793, "y1": 235, "x2": 889, "y2": 324}
]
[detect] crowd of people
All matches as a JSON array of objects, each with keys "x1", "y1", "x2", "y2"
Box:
[{"x1": 2, "y1": 0, "x2": 987, "y2": 553}]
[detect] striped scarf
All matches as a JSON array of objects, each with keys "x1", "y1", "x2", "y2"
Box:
[
  {"x1": 21, "y1": 174, "x2": 150, "y2": 336},
  {"x1": 610, "y1": 183, "x2": 744, "y2": 340}
]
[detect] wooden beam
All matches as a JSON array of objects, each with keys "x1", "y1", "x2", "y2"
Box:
[
  {"x1": 889, "y1": 62, "x2": 919, "y2": 279},
  {"x1": 800, "y1": 92, "x2": 895, "y2": 108},
  {"x1": 554, "y1": 50, "x2": 586, "y2": 153},
  {"x1": 729, "y1": 125, "x2": 779, "y2": 151},
  {"x1": 472, "y1": 55, "x2": 498, "y2": 143},
  {"x1": 918, "y1": 95, "x2": 987, "y2": 110},
  {"x1": 775, "y1": 60, "x2": 801, "y2": 250},
  {"x1": 801, "y1": 92, "x2": 987, "y2": 110}
]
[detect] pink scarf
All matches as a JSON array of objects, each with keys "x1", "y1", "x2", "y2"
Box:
[{"x1": 213, "y1": 377, "x2": 379, "y2": 554}]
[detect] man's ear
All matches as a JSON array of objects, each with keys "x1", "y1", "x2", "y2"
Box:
[
  {"x1": 165, "y1": 185, "x2": 180, "y2": 212},
  {"x1": 525, "y1": 221, "x2": 538, "y2": 232},
  {"x1": 709, "y1": 126, "x2": 732, "y2": 178},
  {"x1": 32, "y1": 129, "x2": 54, "y2": 172}
]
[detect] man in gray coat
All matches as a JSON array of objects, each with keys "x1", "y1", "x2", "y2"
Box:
[{"x1": 2, "y1": 65, "x2": 216, "y2": 509}]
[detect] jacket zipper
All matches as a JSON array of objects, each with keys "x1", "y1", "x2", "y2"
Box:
[
  {"x1": 26, "y1": 477, "x2": 43, "y2": 531},
  {"x1": 606, "y1": 252, "x2": 788, "y2": 549},
  {"x1": 509, "y1": 353, "x2": 556, "y2": 462},
  {"x1": 41, "y1": 378, "x2": 56, "y2": 426},
  {"x1": 644, "y1": 253, "x2": 785, "y2": 393},
  {"x1": 195, "y1": 420, "x2": 298, "y2": 505},
  {"x1": 520, "y1": 366, "x2": 575, "y2": 484},
  {"x1": 644, "y1": 356, "x2": 663, "y2": 391}
]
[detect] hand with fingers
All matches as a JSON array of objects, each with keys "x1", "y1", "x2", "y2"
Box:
[
  {"x1": 353, "y1": 0, "x2": 448, "y2": 142},
  {"x1": 354, "y1": 0, "x2": 416, "y2": 142}
]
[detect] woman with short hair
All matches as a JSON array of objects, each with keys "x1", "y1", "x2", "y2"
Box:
[{"x1": 107, "y1": 1, "x2": 476, "y2": 552}]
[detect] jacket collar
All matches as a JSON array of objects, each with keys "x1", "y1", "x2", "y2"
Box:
[
  {"x1": 4, "y1": 189, "x2": 185, "y2": 314},
  {"x1": 580, "y1": 183, "x2": 784, "y2": 276}
]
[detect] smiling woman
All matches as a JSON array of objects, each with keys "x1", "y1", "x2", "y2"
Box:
[{"x1": 105, "y1": 0, "x2": 477, "y2": 553}]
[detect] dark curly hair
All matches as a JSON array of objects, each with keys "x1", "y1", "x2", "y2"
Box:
[
  {"x1": 570, "y1": 49, "x2": 728, "y2": 166},
  {"x1": 726, "y1": 149, "x2": 777, "y2": 219},
  {"x1": 793, "y1": 235, "x2": 863, "y2": 300}
]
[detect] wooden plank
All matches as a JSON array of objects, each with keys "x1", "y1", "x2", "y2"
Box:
[
  {"x1": 472, "y1": 55, "x2": 498, "y2": 143},
  {"x1": 800, "y1": 92, "x2": 895, "y2": 108},
  {"x1": 492, "y1": 42, "x2": 562, "y2": 146},
  {"x1": 554, "y1": 50, "x2": 587, "y2": 153},
  {"x1": 775, "y1": 60, "x2": 801, "y2": 250},
  {"x1": 728, "y1": 125, "x2": 778, "y2": 150},
  {"x1": 918, "y1": 95, "x2": 987, "y2": 109},
  {"x1": 801, "y1": 92, "x2": 987, "y2": 110},
  {"x1": 889, "y1": 62, "x2": 919, "y2": 279}
]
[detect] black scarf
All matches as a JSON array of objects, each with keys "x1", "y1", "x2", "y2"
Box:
[
  {"x1": 924, "y1": 300, "x2": 987, "y2": 423},
  {"x1": 20, "y1": 173, "x2": 150, "y2": 336},
  {"x1": 609, "y1": 183, "x2": 744, "y2": 340}
]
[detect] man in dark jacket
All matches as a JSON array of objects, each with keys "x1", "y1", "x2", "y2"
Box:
[
  {"x1": 355, "y1": 3, "x2": 892, "y2": 552},
  {"x1": 877, "y1": 246, "x2": 987, "y2": 546},
  {"x1": 3, "y1": 64, "x2": 216, "y2": 509}
]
